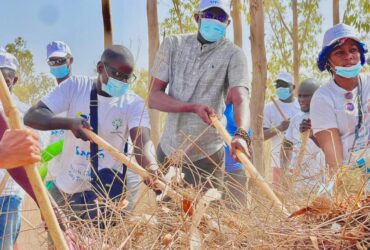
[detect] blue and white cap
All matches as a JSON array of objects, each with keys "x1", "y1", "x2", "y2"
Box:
[
  {"x1": 0, "y1": 47, "x2": 19, "y2": 71},
  {"x1": 317, "y1": 23, "x2": 368, "y2": 71},
  {"x1": 46, "y1": 41, "x2": 72, "y2": 59},
  {"x1": 198, "y1": 0, "x2": 231, "y2": 17},
  {"x1": 276, "y1": 71, "x2": 294, "y2": 85}
]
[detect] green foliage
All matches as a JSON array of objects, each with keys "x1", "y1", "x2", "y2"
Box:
[
  {"x1": 343, "y1": 0, "x2": 370, "y2": 38},
  {"x1": 5, "y1": 37, "x2": 56, "y2": 105},
  {"x1": 160, "y1": 0, "x2": 198, "y2": 35},
  {"x1": 131, "y1": 69, "x2": 149, "y2": 100},
  {"x1": 265, "y1": 0, "x2": 324, "y2": 95}
]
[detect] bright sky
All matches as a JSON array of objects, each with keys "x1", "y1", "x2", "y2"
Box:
[{"x1": 0, "y1": 0, "x2": 343, "y2": 77}]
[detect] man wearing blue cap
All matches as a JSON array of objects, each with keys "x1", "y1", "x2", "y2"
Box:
[
  {"x1": 46, "y1": 41, "x2": 74, "y2": 84},
  {"x1": 149, "y1": 0, "x2": 251, "y2": 190},
  {"x1": 311, "y1": 23, "x2": 369, "y2": 179},
  {"x1": 263, "y1": 71, "x2": 300, "y2": 187}
]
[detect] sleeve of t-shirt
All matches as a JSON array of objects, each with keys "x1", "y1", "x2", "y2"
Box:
[
  {"x1": 150, "y1": 36, "x2": 172, "y2": 83},
  {"x1": 310, "y1": 91, "x2": 338, "y2": 134},
  {"x1": 128, "y1": 98, "x2": 151, "y2": 130},
  {"x1": 41, "y1": 77, "x2": 75, "y2": 115},
  {"x1": 228, "y1": 48, "x2": 250, "y2": 90}
]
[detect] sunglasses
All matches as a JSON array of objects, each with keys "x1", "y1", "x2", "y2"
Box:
[
  {"x1": 199, "y1": 11, "x2": 228, "y2": 23},
  {"x1": 103, "y1": 63, "x2": 137, "y2": 83},
  {"x1": 47, "y1": 57, "x2": 68, "y2": 66}
]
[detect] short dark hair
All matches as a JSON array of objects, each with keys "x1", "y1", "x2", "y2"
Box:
[{"x1": 101, "y1": 45, "x2": 134, "y2": 66}]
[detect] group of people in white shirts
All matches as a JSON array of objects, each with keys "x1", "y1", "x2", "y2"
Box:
[{"x1": 0, "y1": 15, "x2": 369, "y2": 249}]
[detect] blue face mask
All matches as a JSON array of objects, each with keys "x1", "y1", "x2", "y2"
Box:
[
  {"x1": 101, "y1": 76, "x2": 129, "y2": 97},
  {"x1": 276, "y1": 87, "x2": 292, "y2": 100},
  {"x1": 50, "y1": 64, "x2": 70, "y2": 79},
  {"x1": 334, "y1": 61, "x2": 363, "y2": 78},
  {"x1": 199, "y1": 18, "x2": 227, "y2": 43}
]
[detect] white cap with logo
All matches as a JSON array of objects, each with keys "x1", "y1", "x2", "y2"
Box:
[
  {"x1": 276, "y1": 71, "x2": 294, "y2": 85},
  {"x1": 198, "y1": 0, "x2": 231, "y2": 17},
  {"x1": 47, "y1": 41, "x2": 72, "y2": 59},
  {"x1": 0, "y1": 47, "x2": 19, "y2": 71}
]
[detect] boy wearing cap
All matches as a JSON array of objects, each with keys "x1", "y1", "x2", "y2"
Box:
[
  {"x1": 149, "y1": 0, "x2": 251, "y2": 190},
  {"x1": 47, "y1": 41, "x2": 74, "y2": 84},
  {"x1": 0, "y1": 49, "x2": 36, "y2": 250},
  {"x1": 42, "y1": 41, "x2": 75, "y2": 192},
  {"x1": 263, "y1": 71, "x2": 300, "y2": 187}
]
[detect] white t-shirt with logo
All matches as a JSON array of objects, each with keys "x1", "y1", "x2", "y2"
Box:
[
  {"x1": 311, "y1": 74, "x2": 370, "y2": 164},
  {"x1": 285, "y1": 111, "x2": 325, "y2": 187},
  {"x1": 263, "y1": 99, "x2": 300, "y2": 168},
  {"x1": 42, "y1": 76, "x2": 150, "y2": 194}
]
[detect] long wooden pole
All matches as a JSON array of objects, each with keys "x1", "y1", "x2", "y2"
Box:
[
  {"x1": 0, "y1": 72, "x2": 67, "y2": 249},
  {"x1": 83, "y1": 129, "x2": 183, "y2": 201},
  {"x1": 231, "y1": 0, "x2": 243, "y2": 48},
  {"x1": 271, "y1": 97, "x2": 288, "y2": 121},
  {"x1": 210, "y1": 116, "x2": 290, "y2": 216},
  {"x1": 102, "y1": 0, "x2": 113, "y2": 49},
  {"x1": 147, "y1": 0, "x2": 161, "y2": 147}
]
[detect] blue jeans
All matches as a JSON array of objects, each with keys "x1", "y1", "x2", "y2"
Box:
[{"x1": 0, "y1": 195, "x2": 22, "y2": 250}]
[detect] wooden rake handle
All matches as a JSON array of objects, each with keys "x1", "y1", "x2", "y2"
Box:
[
  {"x1": 210, "y1": 115, "x2": 290, "y2": 216},
  {"x1": 0, "y1": 72, "x2": 68, "y2": 249},
  {"x1": 271, "y1": 97, "x2": 288, "y2": 121},
  {"x1": 83, "y1": 129, "x2": 183, "y2": 201}
]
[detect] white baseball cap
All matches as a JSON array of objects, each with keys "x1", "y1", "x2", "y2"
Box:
[
  {"x1": 46, "y1": 41, "x2": 72, "y2": 59},
  {"x1": 0, "y1": 47, "x2": 19, "y2": 71},
  {"x1": 276, "y1": 72, "x2": 294, "y2": 85},
  {"x1": 198, "y1": 0, "x2": 231, "y2": 17}
]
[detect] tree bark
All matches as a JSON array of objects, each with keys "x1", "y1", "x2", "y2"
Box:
[
  {"x1": 333, "y1": 0, "x2": 340, "y2": 25},
  {"x1": 102, "y1": 0, "x2": 113, "y2": 49},
  {"x1": 249, "y1": 0, "x2": 267, "y2": 178},
  {"x1": 147, "y1": 0, "x2": 161, "y2": 147},
  {"x1": 292, "y1": 0, "x2": 299, "y2": 90},
  {"x1": 231, "y1": 0, "x2": 243, "y2": 48}
]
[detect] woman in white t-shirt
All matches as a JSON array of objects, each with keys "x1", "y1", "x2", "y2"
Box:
[{"x1": 311, "y1": 23, "x2": 369, "y2": 176}]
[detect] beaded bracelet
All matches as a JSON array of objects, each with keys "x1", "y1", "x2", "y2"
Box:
[{"x1": 234, "y1": 128, "x2": 251, "y2": 147}]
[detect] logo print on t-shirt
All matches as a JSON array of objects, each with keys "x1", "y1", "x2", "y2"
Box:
[{"x1": 112, "y1": 118, "x2": 123, "y2": 131}]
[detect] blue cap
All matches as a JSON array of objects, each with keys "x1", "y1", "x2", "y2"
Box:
[
  {"x1": 317, "y1": 23, "x2": 368, "y2": 71},
  {"x1": 198, "y1": 0, "x2": 231, "y2": 17},
  {"x1": 46, "y1": 41, "x2": 72, "y2": 59}
]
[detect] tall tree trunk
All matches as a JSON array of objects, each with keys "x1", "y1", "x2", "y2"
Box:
[
  {"x1": 231, "y1": 0, "x2": 243, "y2": 48},
  {"x1": 292, "y1": 0, "x2": 299, "y2": 90},
  {"x1": 333, "y1": 0, "x2": 340, "y2": 25},
  {"x1": 102, "y1": 0, "x2": 113, "y2": 48},
  {"x1": 249, "y1": 0, "x2": 267, "y2": 178},
  {"x1": 147, "y1": 0, "x2": 161, "y2": 147}
]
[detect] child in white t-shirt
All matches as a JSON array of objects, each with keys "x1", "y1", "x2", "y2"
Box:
[
  {"x1": 263, "y1": 72, "x2": 300, "y2": 186},
  {"x1": 281, "y1": 79, "x2": 325, "y2": 191}
]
